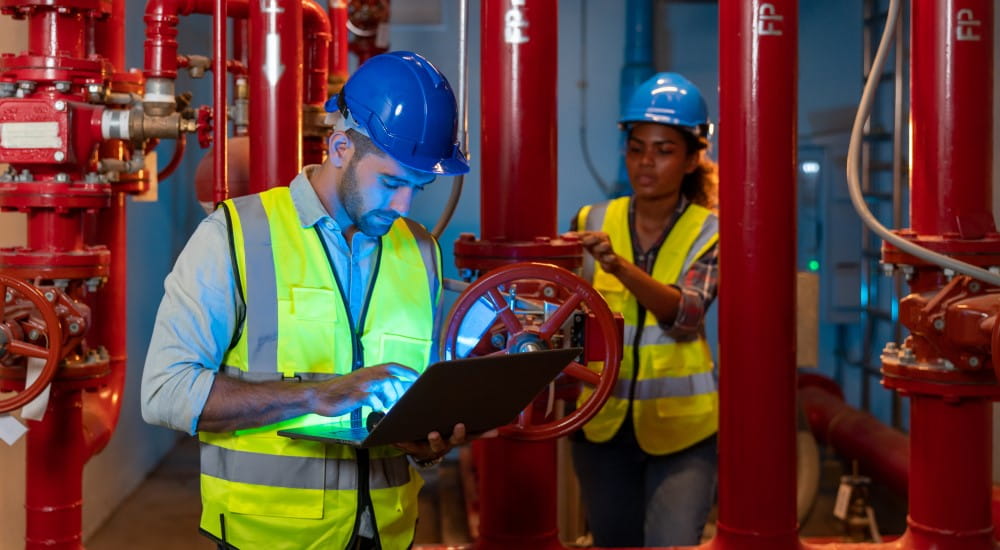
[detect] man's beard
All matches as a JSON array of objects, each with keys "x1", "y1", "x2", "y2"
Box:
[{"x1": 338, "y1": 156, "x2": 398, "y2": 237}]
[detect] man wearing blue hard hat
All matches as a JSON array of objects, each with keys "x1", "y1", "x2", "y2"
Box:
[
  {"x1": 568, "y1": 72, "x2": 720, "y2": 547},
  {"x1": 141, "y1": 51, "x2": 483, "y2": 550}
]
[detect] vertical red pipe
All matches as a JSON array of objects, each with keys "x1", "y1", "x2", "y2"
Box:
[
  {"x1": 906, "y1": 397, "x2": 994, "y2": 548},
  {"x1": 25, "y1": 390, "x2": 86, "y2": 550},
  {"x1": 303, "y1": 1, "x2": 331, "y2": 106},
  {"x1": 29, "y1": 10, "x2": 85, "y2": 58},
  {"x1": 328, "y1": 0, "x2": 349, "y2": 85},
  {"x1": 84, "y1": 191, "x2": 127, "y2": 455},
  {"x1": 26, "y1": 213, "x2": 84, "y2": 252},
  {"x1": 715, "y1": 1, "x2": 799, "y2": 548},
  {"x1": 472, "y1": 2, "x2": 563, "y2": 549},
  {"x1": 233, "y1": 19, "x2": 249, "y2": 66},
  {"x1": 474, "y1": 427, "x2": 563, "y2": 550},
  {"x1": 85, "y1": 0, "x2": 128, "y2": 456},
  {"x1": 910, "y1": 0, "x2": 994, "y2": 238},
  {"x1": 213, "y1": 0, "x2": 229, "y2": 203},
  {"x1": 94, "y1": 0, "x2": 125, "y2": 68},
  {"x1": 480, "y1": 0, "x2": 557, "y2": 242},
  {"x1": 249, "y1": 0, "x2": 303, "y2": 191}
]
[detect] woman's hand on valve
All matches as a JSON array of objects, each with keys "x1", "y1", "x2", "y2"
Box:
[
  {"x1": 312, "y1": 363, "x2": 418, "y2": 417},
  {"x1": 395, "y1": 423, "x2": 499, "y2": 468},
  {"x1": 569, "y1": 231, "x2": 623, "y2": 275}
]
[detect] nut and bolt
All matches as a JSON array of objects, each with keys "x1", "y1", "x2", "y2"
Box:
[
  {"x1": 900, "y1": 348, "x2": 916, "y2": 363},
  {"x1": 54, "y1": 81, "x2": 71, "y2": 93},
  {"x1": 542, "y1": 286, "x2": 556, "y2": 298},
  {"x1": 53, "y1": 99, "x2": 66, "y2": 111},
  {"x1": 943, "y1": 268, "x2": 956, "y2": 281},
  {"x1": 880, "y1": 263, "x2": 895, "y2": 277},
  {"x1": 490, "y1": 333, "x2": 507, "y2": 350},
  {"x1": 27, "y1": 329, "x2": 39, "y2": 340},
  {"x1": 43, "y1": 290, "x2": 55, "y2": 302},
  {"x1": 54, "y1": 151, "x2": 65, "y2": 162},
  {"x1": 54, "y1": 173, "x2": 69, "y2": 183},
  {"x1": 968, "y1": 281, "x2": 981, "y2": 293},
  {"x1": 932, "y1": 319, "x2": 945, "y2": 331},
  {"x1": 68, "y1": 322, "x2": 80, "y2": 335},
  {"x1": 882, "y1": 341, "x2": 898, "y2": 354},
  {"x1": 968, "y1": 357, "x2": 981, "y2": 368}
]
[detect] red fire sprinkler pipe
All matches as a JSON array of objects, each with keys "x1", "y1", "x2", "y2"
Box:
[
  {"x1": 302, "y1": 0, "x2": 331, "y2": 166},
  {"x1": 250, "y1": 0, "x2": 303, "y2": 191},
  {"x1": 328, "y1": 0, "x2": 350, "y2": 91},
  {"x1": 453, "y1": 0, "x2": 579, "y2": 275},
  {"x1": 714, "y1": 1, "x2": 800, "y2": 549},
  {"x1": 910, "y1": 1, "x2": 995, "y2": 241},
  {"x1": 468, "y1": 2, "x2": 567, "y2": 550},
  {"x1": 213, "y1": 0, "x2": 228, "y2": 204},
  {"x1": 874, "y1": 2, "x2": 998, "y2": 549}
]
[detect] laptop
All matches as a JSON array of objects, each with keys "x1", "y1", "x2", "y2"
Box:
[{"x1": 278, "y1": 347, "x2": 582, "y2": 447}]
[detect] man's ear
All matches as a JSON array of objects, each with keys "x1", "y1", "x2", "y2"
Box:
[{"x1": 328, "y1": 131, "x2": 353, "y2": 169}]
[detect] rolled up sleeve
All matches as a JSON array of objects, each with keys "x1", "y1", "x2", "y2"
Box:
[
  {"x1": 661, "y1": 244, "x2": 719, "y2": 340},
  {"x1": 140, "y1": 211, "x2": 242, "y2": 435}
]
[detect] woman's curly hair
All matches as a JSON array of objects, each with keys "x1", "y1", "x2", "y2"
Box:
[{"x1": 679, "y1": 131, "x2": 718, "y2": 210}]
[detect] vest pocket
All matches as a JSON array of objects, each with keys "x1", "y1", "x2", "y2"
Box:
[
  {"x1": 226, "y1": 433, "x2": 327, "y2": 519},
  {"x1": 378, "y1": 333, "x2": 432, "y2": 371}
]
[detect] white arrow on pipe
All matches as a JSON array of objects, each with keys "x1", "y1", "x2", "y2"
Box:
[{"x1": 263, "y1": 0, "x2": 285, "y2": 86}]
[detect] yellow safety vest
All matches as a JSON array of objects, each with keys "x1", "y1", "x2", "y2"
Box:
[
  {"x1": 198, "y1": 186, "x2": 440, "y2": 549},
  {"x1": 576, "y1": 196, "x2": 719, "y2": 455}
]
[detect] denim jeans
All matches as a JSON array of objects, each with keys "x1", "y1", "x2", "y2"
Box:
[{"x1": 571, "y1": 422, "x2": 718, "y2": 548}]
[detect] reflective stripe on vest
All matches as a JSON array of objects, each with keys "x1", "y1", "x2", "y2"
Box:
[
  {"x1": 200, "y1": 186, "x2": 437, "y2": 549},
  {"x1": 577, "y1": 196, "x2": 719, "y2": 455},
  {"x1": 201, "y1": 444, "x2": 411, "y2": 491}
]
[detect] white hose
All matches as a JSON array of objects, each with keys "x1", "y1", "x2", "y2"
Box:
[
  {"x1": 431, "y1": 0, "x2": 469, "y2": 238},
  {"x1": 845, "y1": 0, "x2": 1000, "y2": 286}
]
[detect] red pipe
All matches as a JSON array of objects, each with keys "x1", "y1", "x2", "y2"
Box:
[
  {"x1": 213, "y1": 0, "x2": 228, "y2": 204},
  {"x1": 469, "y1": 2, "x2": 563, "y2": 549},
  {"x1": 95, "y1": 0, "x2": 125, "y2": 69},
  {"x1": 714, "y1": 0, "x2": 800, "y2": 548},
  {"x1": 910, "y1": 0, "x2": 994, "y2": 239},
  {"x1": 249, "y1": 0, "x2": 303, "y2": 191},
  {"x1": 480, "y1": 0, "x2": 557, "y2": 242},
  {"x1": 26, "y1": 211, "x2": 84, "y2": 253},
  {"x1": 143, "y1": 0, "x2": 250, "y2": 80},
  {"x1": 29, "y1": 9, "x2": 85, "y2": 58},
  {"x1": 83, "y1": 191, "x2": 127, "y2": 456},
  {"x1": 232, "y1": 18, "x2": 248, "y2": 66},
  {"x1": 303, "y1": 0, "x2": 331, "y2": 106},
  {"x1": 328, "y1": 0, "x2": 349, "y2": 86},
  {"x1": 907, "y1": 396, "x2": 993, "y2": 548},
  {"x1": 25, "y1": 389, "x2": 86, "y2": 550},
  {"x1": 798, "y1": 380, "x2": 909, "y2": 497}
]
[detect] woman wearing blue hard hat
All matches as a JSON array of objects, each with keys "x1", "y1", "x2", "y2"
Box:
[
  {"x1": 141, "y1": 51, "x2": 487, "y2": 550},
  {"x1": 568, "y1": 72, "x2": 719, "y2": 547}
]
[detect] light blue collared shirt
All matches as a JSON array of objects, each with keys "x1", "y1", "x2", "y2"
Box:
[{"x1": 141, "y1": 166, "x2": 439, "y2": 435}]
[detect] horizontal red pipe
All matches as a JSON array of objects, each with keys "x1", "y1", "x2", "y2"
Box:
[{"x1": 798, "y1": 380, "x2": 909, "y2": 496}]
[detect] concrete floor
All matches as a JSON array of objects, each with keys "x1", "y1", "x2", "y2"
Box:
[
  {"x1": 85, "y1": 438, "x2": 904, "y2": 548},
  {"x1": 85, "y1": 437, "x2": 472, "y2": 549}
]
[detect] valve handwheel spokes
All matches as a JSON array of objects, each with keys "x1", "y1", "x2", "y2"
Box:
[
  {"x1": 0, "y1": 275, "x2": 64, "y2": 414},
  {"x1": 443, "y1": 262, "x2": 621, "y2": 441}
]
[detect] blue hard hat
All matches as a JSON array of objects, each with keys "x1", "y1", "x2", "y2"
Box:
[
  {"x1": 619, "y1": 72, "x2": 713, "y2": 139},
  {"x1": 325, "y1": 51, "x2": 469, "y2": 176}
]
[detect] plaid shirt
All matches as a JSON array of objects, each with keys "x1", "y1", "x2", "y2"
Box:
[
  {"x1": 572, "y1": 196, "x2": 719, "y2": 342},
  {"x1": 628, "y1": 196, "x2": 718, "y2": 341}
]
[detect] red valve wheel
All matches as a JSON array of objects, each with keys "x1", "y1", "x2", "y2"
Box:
[
  {"x1": 442, "y1": 262, "x2": 621, "y2": 440},
  {"x1": 0, "y1": 275, "x2": 63, "y2": 414}
]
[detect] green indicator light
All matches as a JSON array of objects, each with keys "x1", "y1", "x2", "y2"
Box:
[{"x1": 808, "y1": 260, "x2": 820, "y2": 271}]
